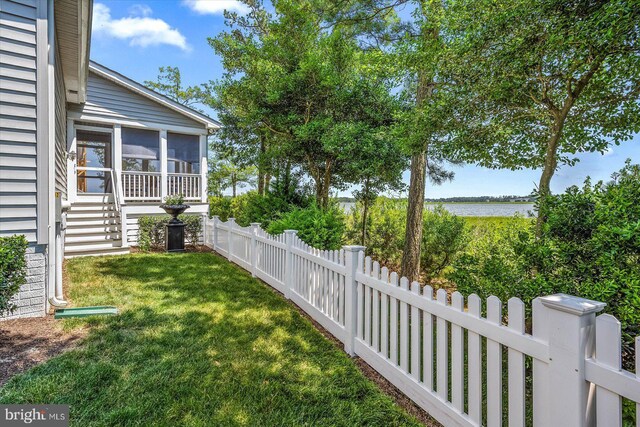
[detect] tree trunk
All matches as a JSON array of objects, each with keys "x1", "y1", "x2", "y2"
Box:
[
  {"x1": 361, "y1": 180, "x2": 370, "y2": 246},
  {"x1": 401, "y1": 151, "x2": 427, "y2": 282},
  {"x1": 535, "y1": 109, "x2": 570, "y2": 237},
  {"x1": 257, "y1": 135, "x2": 266, "y2": 196},
  {"x1": 232, "y1": 173, "x2": 237, "y2": 198}
]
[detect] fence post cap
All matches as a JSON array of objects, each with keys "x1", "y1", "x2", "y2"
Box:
[
  {"x1": 228, "y1": 217, "x2": 236, "y2": 222},
  {"x1": 284, "y1": 229, "x2": 297, "y2": 235},
  {"x1": 539, "y1": 293, "x2": 606, "y2": 316},
  {"x1": 212, "y1": 215, "x2": 220, "y2": 219},
  {"x1": 342, "y1": 245, "x2": 366, "y2": 252},
  {"x1": 250, "y1": 222, "x2": 261, "y2": 227}
]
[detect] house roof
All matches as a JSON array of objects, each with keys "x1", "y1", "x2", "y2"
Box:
[{"x1": 88, "y1": 61, "x2": 222, "y2": 131}]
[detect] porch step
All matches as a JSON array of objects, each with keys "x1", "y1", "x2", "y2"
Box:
[
  {"x1": 65, "y1": 233, "x2": 122, "y2": 244},
  {"x1": 64, "y1": 246, "x2": 130, "y2": 258},
  {"x1": 65, "y1": 200, "x2": 128, "y2": 258}
]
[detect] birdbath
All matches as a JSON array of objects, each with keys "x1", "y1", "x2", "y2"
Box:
[{"x1": 160, "y1": 195, "x2": 190, "y2": 252}]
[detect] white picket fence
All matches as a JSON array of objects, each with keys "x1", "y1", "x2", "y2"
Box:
[{"x1": 204, "y1": 216, "x2": 640, "y2": 427}]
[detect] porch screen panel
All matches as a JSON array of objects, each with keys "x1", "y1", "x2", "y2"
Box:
[
  {"x1": 167, "y1": 133, "x2": 200, "y2": 174},
  {"x1": 122, "y1": 128, "x2": 160, "y2": 171}
]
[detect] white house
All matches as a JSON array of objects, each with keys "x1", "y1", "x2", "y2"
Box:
[{"x1": 0, "y1": 0, "x2": 219, "y2": 319}]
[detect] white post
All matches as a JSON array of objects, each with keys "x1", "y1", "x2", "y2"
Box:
[
  {"x1": 227, "y1": 218, "x2": 235, "y2": 261},
  {"x1": 250, "y1": 223, "x2": 260, "y2": 277},
  {"x1": 120, "y1": 207, "x2": 129, "y2": 247},
  {"x1": 284, "y1": 230, "x2": 297, "y2": 299},
  {"x1": 212, "y1": 215, "x2": 219, "y2": 251},
  {"x1": 160, "y1": 130, "x2": 168, "y2": 199},
  {"x1": 200, "y1": 134, "x2": 208, "y2": 203},
  {"x1": 200, "y1": 213, "x2": 207, "y2": 246},
  {"x1": 343, "y1": 245, "x2": 366, "y2": 356},
  {"x1": 538, "y1": 294, "x2": 605, "y2": 427}
]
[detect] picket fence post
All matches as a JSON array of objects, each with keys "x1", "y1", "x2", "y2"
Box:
[
  {"x1": 250, "y1": 223, "x2": 260, "y2": 277},
  {"x1": 227, "y1": 217, "x2": 235, "y2": 261},
  {"x1": 343, "y1": 245, "x2": 365, "y2": 356},
  {"x1": 212, "y1": 215, "x2": 219, "y2": 251},
  {"x1": 538, "y1": 294, "x2": 606, "y2": 427},
  {"x1": 283, "y1": 230, "x2": 297, "y2": 299},
  {"x1": 200, "y1": 213, "x2": 207, "y2": 246}
]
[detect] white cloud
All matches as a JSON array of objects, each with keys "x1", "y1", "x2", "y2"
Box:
[
  {"x1": 128, "y1": 4, "x2": 153, "y2": 17},
  {"x1": 93, "y1": 3, "x2": 190, "y2": 51},
  {"x1": 182, "y1": 0, "x2": 250, "y2": 15}
]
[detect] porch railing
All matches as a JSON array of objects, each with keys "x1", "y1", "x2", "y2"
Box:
[
  {"x1": 167, "y1": 173, "x2": 201, "y2": 201},
  {"x1": 121, "y1": 171, "x2": 162, "y2": 201},
  {"x1": 121, "y1": 171, "x2": 202, "y2": 202}
]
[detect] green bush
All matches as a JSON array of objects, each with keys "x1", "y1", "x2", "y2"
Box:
[
  {"x1": 421, "y1": 206, "x2": 469, "y2": 279},
  {"x1": 0, "y1": 235, "x2": 28, "y2": 315},
  {"x1": 268, "y1": 204, "x2": 345, "y2": 250},
  {"x1": 345, "y1": 198, "x2": 406, "y2": 267},
  {"x1": 448, "y1": 216, "x2": 533, "y2": 303},
  {"x1": 450, "y1": 161, "x2": 640, "y2": 367},
  {"x1": 138, "y1": 215, "x2": 202, "y2": 251},
  {"x1": 209, "y1": 191, "x2": 303, "y2": 227}
]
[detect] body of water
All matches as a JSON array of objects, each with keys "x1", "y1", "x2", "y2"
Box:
[{"x1": 340, "y1": 202, "x2": 536, "y2": 217}]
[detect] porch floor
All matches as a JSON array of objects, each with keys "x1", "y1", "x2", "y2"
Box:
[{"x1": 0, "y1": 252, "x2": 432, "y2": 426}]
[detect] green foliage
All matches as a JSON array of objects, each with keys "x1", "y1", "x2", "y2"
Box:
[
  {"x1": 449, "y1": 217, "x2": 534, "y2": 303},
  {"x1": 144, "y1": 66, "x2": 206, "y2": 111},
  {"x1": 345, "y1": 198, "x2": 406, "y2": 266},
  {"x1": 209, "y1": 191, "x2": 306, "y2": 228},
  {"x1": 162, "y1": 194, "x2": 185, "y2": 205},
  {"x1": 450, "y1": 161, "x2": 640, "y2": 370},
  {"x1": 137, "y1": 215, "x2": 202, "y2": 251},
  {"x1": 421, "y1": 206, "x2": 469, "y2": 280},
  {"x1": 0, "y1": 235, "x2": 28, "y2": 315},
  {"x1": 268, "y1": 204, "x2": 345, "y2": 250}
]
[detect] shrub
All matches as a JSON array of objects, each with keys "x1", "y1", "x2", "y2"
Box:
[
  {"x1": 138, "y1": 215, "x2": 202, "y2": 251},
  {"x1": 449, "y1": 161, "x2": 640, "y2": 369},
  {"x1": 421, "y1": 206, "x2": 469, "y2": 279},
  {"x1": 345, "y1": 197, "x2": 406, "y2": 267},
  {"x1": 0, "y1": 235, "x2": 28, "y2": 315},
  {"x1": 209, "y1": 192, "x2": 304, "y2": 227},
  {"x1": 268, "y1": 204, "x2": 345, "y2": 250},
  {"x1": 448, "y1": 216, "x2": 534, "y2": 303}
]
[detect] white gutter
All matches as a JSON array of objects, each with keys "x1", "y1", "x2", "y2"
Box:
[{"x1": 47, "y1": 0, "x2": 67, "y2": 308}]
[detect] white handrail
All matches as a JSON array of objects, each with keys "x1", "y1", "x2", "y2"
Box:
[{"x1": 109, "y1": 169, "x2": 121, "y2": 211}]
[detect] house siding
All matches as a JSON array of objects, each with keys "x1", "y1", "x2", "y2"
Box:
[
  {"x1": 54, "y1": 37, "x2": 66, "y2": 198},
  {"x1": 69, "y1": 71, "x2": 204, "y2": 129},
  {"x1": 0, "y1": 0, "x2": 39, "y2": 242},
  {"x1": 0, "y1": 0, "x2": 49, "y2": 320}
]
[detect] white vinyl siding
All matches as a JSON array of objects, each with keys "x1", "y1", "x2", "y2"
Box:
[
  {"x1": 69, "y1": 71, "x2": 204, "y2": 129},
  {"x1": 54, "y1": 38, "x2": 66, "y2": 198},
  {"x1": 0, "y1": 0, "x2": 39, "y2": 241}
]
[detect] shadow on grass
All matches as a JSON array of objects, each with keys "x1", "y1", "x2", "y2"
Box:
[{"x1": 0, "y1": 252, "x2": 420, "y2": 427}]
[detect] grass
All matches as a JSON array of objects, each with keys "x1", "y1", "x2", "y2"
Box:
[
  {"x1": 463, "y1": 216, "x2": 534, "y2": 228},
  {"x1": 0, "y1": 252, "x2": 421, "y2": 427}
]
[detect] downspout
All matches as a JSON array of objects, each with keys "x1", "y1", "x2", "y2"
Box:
[{"x1": 47, "y1": 0, "x2": 67, "y2": 308}]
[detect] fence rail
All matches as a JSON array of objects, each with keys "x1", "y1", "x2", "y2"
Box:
[{"x1": 205, "y1": 216, "x2": 640, "y2": 427}]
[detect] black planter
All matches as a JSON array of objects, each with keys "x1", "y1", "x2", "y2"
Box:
[{"x1": 160, "y1": 204, "x2": 190, "y2": 252}]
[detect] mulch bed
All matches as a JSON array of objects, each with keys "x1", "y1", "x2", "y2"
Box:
[{"x1": 0, "y1": 316, "x2": 86, "y2": 387}]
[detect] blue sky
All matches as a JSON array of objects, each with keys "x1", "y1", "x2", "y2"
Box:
[{"x1": 90, "y1": 0, "x2": 638, "y2": 198}]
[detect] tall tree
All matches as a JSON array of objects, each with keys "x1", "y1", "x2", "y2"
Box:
[
  {"x1": 326, "y1": 0, "x2": 456, "y2": 281},
  {"x1": 444, "y1": 0, "x2": 640, "y2": 235},
  {"x1": 144, "y1": 66, "x2": 206, "y2": 111},
  {"x1": 210, "y1": 0, "x2": 402, "y2": 209}
]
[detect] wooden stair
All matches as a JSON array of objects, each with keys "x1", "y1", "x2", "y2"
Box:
[{"x1": 64, "y1": 198, "x2": 129, "y2": 258}]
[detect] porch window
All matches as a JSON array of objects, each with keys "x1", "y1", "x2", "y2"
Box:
[
  {"x1": 167, "y1": 133, "x2": 200, "y2": 174},
  {"x1": 122, "y1": 127, "x2": 160, "y2": 172}
]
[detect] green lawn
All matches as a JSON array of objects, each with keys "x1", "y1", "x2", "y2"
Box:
[{"x1": 0, "y1": 252, "x2": 420, "y2": 427}]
